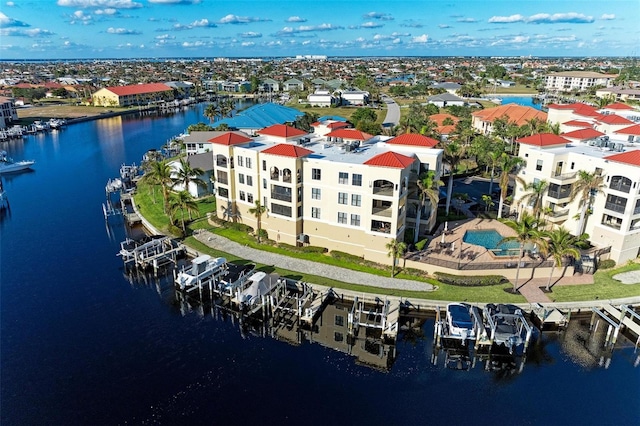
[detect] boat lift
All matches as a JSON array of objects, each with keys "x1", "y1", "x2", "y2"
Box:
[{"x1": 590, "y1": 304, "x2": 640, "y2": 351}]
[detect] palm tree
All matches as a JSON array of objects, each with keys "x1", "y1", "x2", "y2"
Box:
[
  {"x1": 525, "y1": 117, "x2": 545, "y2": 136},
  {"x1": 442, "y1": 141, "x2": 466, "y2": 215},
  {"x1": 500, "y1": 212, "x2": 548, "y2": 292},
  {"x1": 516, "y1": 178, "x2": 549, "y2": 219},
  {"x1": 169, "y1": 190, "x2": 199, "y2": 233},
  {"x1": 496, "y1": 153, "x2": 525, "y2": 219},
  {"x1": 413, "y1": 170, "x2": 443, "y2": 243},
  {"x1": 543, "y1": 227, "x2": 582, "y2": 291},
  {"x1": 569, "y1": 170, "x2": 606, "y2": 237},
  {"x1": 481, "y1": 194, "x2": 494, "y2": 212},
  {"x1": 172, "y1": 158, "x2": 207, "y2": 195},
  {"x1": 386, "y1": 238, "x2": 407, "y2": 277},
  {"x1": 204, "y1": 103, "x2": 220, "y2": 122},
  {"x1": 249, "y1": 200, "x2": 267, "y2": 243},
  {"x1": 140, "y1": 159, "x2": 173, "y2": 213}
]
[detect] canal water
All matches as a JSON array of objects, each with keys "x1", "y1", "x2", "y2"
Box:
[{"x1": 1, "y1": 103, "x2": 639, "y2": 425}]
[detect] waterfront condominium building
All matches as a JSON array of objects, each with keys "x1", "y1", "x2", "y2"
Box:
[
  {"x1": 192, "y1": 125, "x2": 442, "y2": 264},
  {"x1": 543, "y1": 71, "x2": 616, "y2": 93},
  {"x1": 92, "y1": 83, "x2": 175, "y2": 107},
  {"x1": 513, "y1": 132, "x2": 640, "y2": 264}
]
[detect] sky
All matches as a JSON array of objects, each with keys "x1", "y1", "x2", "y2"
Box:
[{"x1": 1, "y1": 0, "x2": 639, "y2": 60}]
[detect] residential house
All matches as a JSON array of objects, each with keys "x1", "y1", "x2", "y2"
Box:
[
  {"x1": 471, "y1": 103, "x2": 547, "y2": 135},
  {"x1": 92, "y1": 83, "x2": 174, "y2": 107}
]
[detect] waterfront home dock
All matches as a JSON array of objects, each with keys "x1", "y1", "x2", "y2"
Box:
[{"x1": 591, "y1": 304, "x2": 640, "y2": 350}]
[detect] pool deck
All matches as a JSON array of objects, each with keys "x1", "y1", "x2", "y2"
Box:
[{"x1": 412, "y1": 218, "x2": 595, "y2": 303}]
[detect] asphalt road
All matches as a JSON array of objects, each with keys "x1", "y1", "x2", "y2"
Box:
[{"x1": 381, "y1": 94, "x2": 400, "y2": 128}]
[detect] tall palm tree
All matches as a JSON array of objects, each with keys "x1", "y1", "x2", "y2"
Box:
[
  {"x1": 204, "y1": 103, "x2": 220, "y2": 122},
  {"x1": 543, "y1": 227, "x2": 582, "y2": 291},
  {"x1": 442, "y1": 141, "x2": 466, "y2": 215},
  {"x1": 516, "y1": 178, "x2": 549, "y2": 219},
  {"x1": 525, "y1": 117, "x2": 545, "y2": 136},
  {"x1": 172, "y1": 158, "x2": 207, "y2": 195},
  {"x1": 140, "y1": 159, "x2": 173, "y2": 213},
  {"x1": 414, "y1": 170, "x2": 443, "y2": 243},
  {"x1": 496, "y1": 153, "x2": 525, "y2": 219},
  {"x1": 386, "y1": 238, "x2": 407, "y2": 277},
  {"x1": 569, "y1": 170, "x2": 606, "y2": 237},
  {"x1": 249, "y1": 200, "x2": 267, "y2": 243},
  {"x1": 500, "y1": 212, "x2": 548, "y2": 292},
  {"x1": 169, "y1": 190, "x2": 199, "y2": 233}
]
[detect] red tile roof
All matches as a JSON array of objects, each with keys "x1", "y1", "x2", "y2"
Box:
[
  {"x1": 258, "y1": 124, "x2": 307, "y2": 138},
  {"x1": 563, "y1": 120, "x2": 593, "y2": 128},
  {"x1": 615, "y1": 124, "x2": 640, "y2": 136},
  {"x1": 106, "y1": 83, "x2": 173, "y2": 96},
  {"x1": 261, "y1": 144, "x2": 314, "y2": 158},
  {"x1": 604, "y1": 150, "x2": 640, "y2": 167},
  {"x1": 517, "y1": 133, "x2": 570, "y2": 147},
  {"x1": 561, "y1": 128, "x2": 605, "y2": 140},
  {"x1": 386, "y1": 133, "x2": 439, "y2": 148},
  {"x1": 327, "y1": 121, "x2": 350, "y2": 129},
  {"x1": 207, "y1": 132, "x2": 253, "y2": 145},
  {"x1": 325, "y1": 128, "x2": 373, "y2": 140},
  {"x1": 597, "y1": 114, "x2": 634, "y2": 125},
  {"x1": 472, "y1": 103, "x2": 547, "y2": 126},
  {"x1": 429, "y1": 113, "x2": 459, "y2": 126},
  {"x1": 604, "y1": 102, "x2": 634, "y2": 110},
  {"x1": 437, "y1": 125, "x2": 456, "y2": 135},
  {"x1": 364, "y1": 151, "x2": 415, "y2": 168},
  {"x1": 548, "y1": 102, "x2": 601, "y2": 118}
]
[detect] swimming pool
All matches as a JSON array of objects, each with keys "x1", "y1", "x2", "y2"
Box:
[{"x1": 463, "y1": 229, "x2": 522, "y2": 256}]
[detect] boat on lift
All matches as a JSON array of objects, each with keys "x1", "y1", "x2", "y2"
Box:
[{"x1": 446, "y1": 303, "x2": 476, "y2": 340}]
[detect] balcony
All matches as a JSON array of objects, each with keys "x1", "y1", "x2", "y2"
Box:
[
  {"x1": 372, "y1": 185, "x2": 394, "y2": 196},
  {"x1": 372, "y1": 206, "x2": 393, "y2": 217},
  {"x1": 271, "y1": 191, "x2": 292, "y2": 203},
  {"x1": 371, "y1": 220, "x2": 391, "y2": 234},
  {"x1": 550, "y1": 172, "x2": 577, "y2": 182},
  {"x1": 609, "y1": 182, "x2": 632, "y2": 193},
  {"x1": 547, "y1": 209, "x2": 569, "y2": 222},
  {"x1": 216, "y1": 159, "x2": 228, "y2": 168},
  {"x1": 547, "y1": 189, "x2": 571, "y2": 200},
  {"x1": 605, "y1": 202, "x2": 626, "y2": 214},
  {"x1": 601, "y1": 220, "x2": 622, "y2": 230}
]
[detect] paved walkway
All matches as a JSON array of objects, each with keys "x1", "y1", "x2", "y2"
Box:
[
  {"x1": 515, "y1": 274, "x2": 595, "y2": 303},
  {"x1": 193, "y1": 229, "x2": 434, "y2": 292}
]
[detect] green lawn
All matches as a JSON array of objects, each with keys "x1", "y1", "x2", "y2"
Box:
[{"x1": 546, "y1": 264, "x2": 640, "y2": 302}]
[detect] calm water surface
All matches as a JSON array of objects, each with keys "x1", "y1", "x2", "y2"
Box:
[{"x1": 1, "y1": 103, "x2": 638, "y2": 425}]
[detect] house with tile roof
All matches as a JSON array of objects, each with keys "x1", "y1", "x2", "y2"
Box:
[
  {"x1": 92, "y1": 83, "x2": 174, "y2": 107},
  {"x1": 190, "y1": 125, "x2": 442, "y2": 263},
  {"x1": 471, "y1": 103, "x2": 547, "y2": 135},
  {"x1": 514, "y1": 129, "x2": 640, "y2": 264}
]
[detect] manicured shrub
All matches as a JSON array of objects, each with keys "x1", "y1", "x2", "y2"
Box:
[
  {"x1": 598, "y1": 259, "x2": 616, "y2": 270},
  {"x1": 434, "y1": 272, "x2": 507, "y2": 286},
  {"x1": 277, "y1": 243, "x2": 328, "y2": 254},
  {"x1": 415, "y1": 238, "x2": 428, "y2": 251}
]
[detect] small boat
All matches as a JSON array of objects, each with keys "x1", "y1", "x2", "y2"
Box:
[
  {"x1": 237, "y1": 271, "x2": 277, "y2": 308},
  {"x1": 485, "y1": 304, "x2": 533, "y2": 353},
  {"x1": 175, "y1": 255, "x2": 228, "y2": 290},
  {"x1": 0, "y1": 151, "x2": 35, "y2": 174},
  {"x1": 446, "y1": 303, "x2": 476, "y2": 340}
]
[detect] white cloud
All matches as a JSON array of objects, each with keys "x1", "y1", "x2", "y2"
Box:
[
  {"x1": 286, "y1": 16, "x2": 306, "y2": 23},
  {"x1": 95, "y1": 8, "x2": 117, "y2": 15},
  {"x1": 57, "y1": 0, "x2": 143, "y2": 8},
  {"x1": 438, "y1": 24, "x2": 451, "y2": 29},
  {"x1": 155, "y1": 33, "x2": 174, "y2": 40},
  {"x1": 107, "y1": 26, "x2": 140, "y2": 34},
  {"x1": 363, "y1": 12, "x2": 393, "y2": 21},
  {"x1": 71, "y1": 10, "x2": 93, "y2": 24},
  {"x1": 457, "y1": 18, "x2": 478, "y2": 23},
  {"x1": 6, "y1": 2, "x2": 15, "y2": 6},
  {"x1": 1, "y1": 27, "x2": 54, "y2": 37},
  {"x1": 240, "y1": 31, "x2": 262, "y2": 38},
  {"x1": 241, "y1": 41, "x2": 254, "y2": 47},
  {"x1": 412, "y1": 34, "x2": 429, "y2": 43},
  {"x1": 218, "y1": 14, "x2": 267, "y2": 24},
  {"x1": 0, "y1": 12, "x2": 29, "y2": 27},
  {"x1": 601, "y1": 14, "x2": 615, "y2": 20},
  {"x1": 488, "y1": 14, "x2": 525, "y2": 23},
  {"x1": 528, "y1": 13, "x2": 594, "y2": 24}
]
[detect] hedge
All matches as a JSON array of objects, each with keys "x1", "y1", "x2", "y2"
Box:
[
  {"x1": 277, "y1": 243, "x2": 328, "y2": 254},
  {"x1": 598, "y1": 259, "x2": 616, "y2": 270},
  {"x1": 434, "y1": 272, "x2": 508, "y2": 287}
]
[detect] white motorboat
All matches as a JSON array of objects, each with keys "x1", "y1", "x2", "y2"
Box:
[
  {"x1": 175, "y1": 255, "x2": 228, "y2": 290},
  {"x1": 0, "y1": 151, "x2": 35, "y2": 174},
  {"x1": 446, "y1": 303, "x2": 476, "y2": 340}
]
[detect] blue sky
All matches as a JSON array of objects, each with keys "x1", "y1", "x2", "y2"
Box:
[{"x1": 1, "y1": 0, "x2": 638, "y2": 59}]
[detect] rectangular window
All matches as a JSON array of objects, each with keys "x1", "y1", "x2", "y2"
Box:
[
  {"x1": 338, "y1": 192, "x2": 348, "y2": 204},
  {"x1": 350, "y1": 214, "x2": 360, "y2": 227},
  {"x1": 536, "y1": 159, "x2": 543, "y2": 171},
  {"x1": 247, "y1": 193, "x2": 254, "y2": 203},
  {"x1": 312, "y1": 188, "x2": 321, "y2": 200},
  {"x1": 312, "y1": 168, "x2": 321, "y2": 180},
  {"x1": 218, "y1": 187, "x2": 229, "y2": 198},
  {"x1": 239, "y1": 190, "x2": 246, "y2": 201},
  {"x1": 246, "y1": 157, "x2": 252, "y2": 169},
  {"x1": 312, "y1": 207, "x2": 321, "y2": 219},
  {"x1": 263, "y1": 178, "x2": 267, "y2": 189},
  {"x1": 334, "y1": 332, "x2": 344, "y2": 342},
  {"x1": 338, "y1": 172, "x2": 348, "y2": 184},
  {"x1": 352, "y1": 173, "x2": 362, "y2": 186},
  {"x1": 351, "y1": 194, "x2": 361, "y2": 207},
  {"x1": 337, "y1": 212, "x2": 347, "y2": 224},
  {"x1": 570, "y1": 162, "x2": 575, "y2": 170},
  {"x1": 237, "y1": 156, "x2": 243, "y2": 167},
  {"x1": 262, "y1": 160, "x2": 267, "y2": 171},
  {"x1": 238, "y1": 173, "x2": 245, "y2": 184},
  {"x1": 246, "y1": 176, "x2": 253, "y2": 186},
  {"x1": 335, "y1": 315, "x2": 344, "y2": 326}
]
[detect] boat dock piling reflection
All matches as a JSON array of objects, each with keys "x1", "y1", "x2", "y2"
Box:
[{"x1": 590, "y1": 304, "x2": 640, "y2": 351}]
